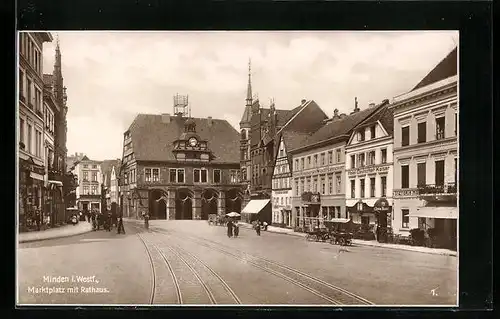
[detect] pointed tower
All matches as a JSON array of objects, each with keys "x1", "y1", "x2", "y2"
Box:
[
  {"x1": 240, "y1": 59, "x2": 254, "y2": 191},
  {"x1": 246, "y1": 59, "x2": 253, "y2": 107},
  {"x1": 53, "y1": 36, "x2": 64, "y2": 105}
]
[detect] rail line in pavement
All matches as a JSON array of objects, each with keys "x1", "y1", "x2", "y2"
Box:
[
  {"x1": 157, "y1": 227, "x2": 374, "y2": 306},
  {"x1": 133, "y1": 225, "x2": 241, "y2": 305}
]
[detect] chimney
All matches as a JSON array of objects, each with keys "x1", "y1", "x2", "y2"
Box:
[
  {"x1": 352, "y1": 97, "x2": 360, "y2": 114},
  {"x1": 301, "y1": 99, "x2": 307, "y2": 104},
  {"x1": 207, "y1": 116, "x2": 213, "y2": 126},
  {"x1": 369, "y1": 103, "x2": 375, "y2": 108},
  {"x1": 161, "y1": 113, "x2": 171, "y2": 124}
]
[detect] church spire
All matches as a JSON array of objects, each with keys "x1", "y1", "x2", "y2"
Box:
[
  {"x1": 53, "y1": 34, "x2": 64, "y2": 104},
  {"x1": 246, "y1": 58, "x2": 253, "y2": 106}
]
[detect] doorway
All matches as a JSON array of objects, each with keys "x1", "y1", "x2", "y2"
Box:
[
  {"x1": 175, "y1": 190, "x2": 193, "y2": 220},
  {"x1": 201, "y1": 189, "x2": 218, "y2": 220},
  {"x1": 149, "y1": 189, "x2": 167, "y2": 220}
]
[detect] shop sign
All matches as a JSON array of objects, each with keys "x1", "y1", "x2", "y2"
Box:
[
  {"x1": 394, "y1": 189, "x2": 419, "y2": 197},
  {"x1": 348, "y1": 165, "x2": 390, "y2": 176},
  {"x1": 294, "y1": 164, "x2": 344, "y2": 177}
]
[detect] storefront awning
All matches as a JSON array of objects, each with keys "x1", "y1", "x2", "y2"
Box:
[
  {"x1": 411, "y1": 206, "x2": 458, "y2": 219},
  {"x1": 30, "y1": 171, "x2": 44, "y2": 181},
  {"x1": 242, "y1": 199, "x2": 270, "y2": 214}
]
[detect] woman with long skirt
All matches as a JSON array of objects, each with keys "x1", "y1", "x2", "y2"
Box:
[{"x1": 227, "y1": 219, "x2": 233, "y2": 238}]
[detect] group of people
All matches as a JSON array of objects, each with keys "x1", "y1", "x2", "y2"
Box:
[
  {"x1": 86, "y1": 209, "x2": 125, "y2": 234},
  {"x1": 225, "y1": 219, "x2": 269, "y2": 238}
]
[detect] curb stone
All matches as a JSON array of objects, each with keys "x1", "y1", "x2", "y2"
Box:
[{"x1": 19, "y1": 224, "x2": 93, "y2": 243}]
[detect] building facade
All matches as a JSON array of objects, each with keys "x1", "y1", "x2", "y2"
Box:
[
  {"x1": 390, "y1": 47, "x2": 457, "y2": 250},
  {"x1": 75, "y1": 156, "x2": 103, "y2": 212},
  {"x1": 101, "y1": 159, "x2": 120, "y2": 210},
  {"x1": 290, "y1": 99, "x2": 389, "y2": 231},
  {"x1": 345, "y1": 103, "x2": 394, "y2": 242},
  {"x1": 119, "y1": 99, "x2": 244, "y2": 220},
  {"x1": 18, "y1": 32, "x2": 53, "y2": 230},
  {"x1": 271, "y1": 137, "x2": 293, "y2": 227}
]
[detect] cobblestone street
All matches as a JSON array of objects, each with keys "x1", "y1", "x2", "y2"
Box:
[{"x1": 18, "y1": 220, "x2": 457, "y2": 306}]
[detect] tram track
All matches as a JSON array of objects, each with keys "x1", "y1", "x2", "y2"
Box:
[
  {"x1": 133, "y1": 225, "x2": 241, "y2": 305},
  {"x1": 160, "y1": 228, "x2": 374, "y2": 305}
]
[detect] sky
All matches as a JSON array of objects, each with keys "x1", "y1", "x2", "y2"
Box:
[{"x1": 41, "y1": 31, "x2": 458, "y2": 161}]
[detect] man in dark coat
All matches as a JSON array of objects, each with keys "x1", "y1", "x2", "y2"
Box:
[
  {"x1": 117, "y1": 213, "x2": 125, "y2": 234},
  {"x1": 227, "y1": 219, "x2": 233, "y2": 238}
]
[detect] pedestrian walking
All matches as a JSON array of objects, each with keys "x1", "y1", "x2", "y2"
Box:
[
  {"x1": 117, "y1": 215, "x2": 125, "y2": 234},
  {"x1": 255, "y1": 219, "x2": 261, "y2": 236},
  {"x1": 227, "y1": 219, "x2": 233, "y2": 238},
  {"x1": 143, "y1": 211, "x2": 150, "y2": 230},
  {"x1": 91, "y1": 211, "x2": 97, "y2": 230},
  {"x1": 233, "y1": 220, "x2": 239, "y2": 238},
  {"x1": 96, "y1": 212, "x2": 101, "y2": 230}
]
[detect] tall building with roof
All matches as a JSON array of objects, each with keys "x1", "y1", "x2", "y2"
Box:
[
  {"x1": 119, "y1": 99, "x2": 243, "y2": 220},
  {"x1": 74, "y1": 155, "x2": 103, "y2": 212},
  {"x1": 18, "y1": 32, "x2": 53, "y2": 230},
  {"x1": 389, "y1": 47, "x2": 457, "y2": 250},
  {"x1": 239, "y1": 60, "x2": 328, "y2": 224},
  {"x1": 289, "y1": 98, "x2": 389, "y2": 231},
  {"x1": 345, "y1": 102, "x2": 394, "y2": 242}
]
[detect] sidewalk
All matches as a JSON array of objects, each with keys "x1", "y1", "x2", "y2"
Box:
[
  {"x1": 18, "y1": 222, "x2": 93, "y2": 243},
  {"x1": 238, "y1": 222, "x2": 456, "y2": 257}
]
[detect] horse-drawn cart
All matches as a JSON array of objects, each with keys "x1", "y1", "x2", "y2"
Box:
[
  {"x1": 305, "y1": 226, "x2": 330, "y2": 242},
  {"x1": 325, "y1": 218, "x2": 354, "y2": 246}
]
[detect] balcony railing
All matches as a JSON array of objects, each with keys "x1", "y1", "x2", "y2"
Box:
[{"x1": 418, "y1": 183, "x2": 457, "y2": 195}]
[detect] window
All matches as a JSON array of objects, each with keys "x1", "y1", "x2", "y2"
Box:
[
  {"x1": 300, "y1": 179, "x2": 305, "y2": 194},
  {"x1": 301, "y1": 158, "x2": 304, "y2": 170},
  {"x1": 19, "y1": 118, "x2": 25, "y2": 146},
  {"x1": 305, "y1": 178, "x2": 310, "y2": 192},
  {"x1": 34, "y1": 130, "x2": 40, "y2": 156},
  {"x1": 307, "y1": 156, "x2": 311, "y2": 167},
  {"x1": 370, "y1": 125, "x2": 376, "y2": 139},
  {"x1": 19, "y1": 69, "x2": 24, "y2": 100},
  {"x1": 124, "y1": 172, "x2": 128, "y2": 185},
  {"x1": 313, "y1": 177, "x2": 318, "y2": 192},
  {"x1": 435, "y1": 160, "x2": 445, "y2": 186},
  {"x1": 83, "y1": 171, "x2": 88, "y2": 181},
  {"x1": 350, "y1": 155, "x2": 355, "y2": 169},
  {"x1": 336, "y1": 174, "x2": 341, "y2": 194},
  {"x1": 401, "y1": 165, "x2": 409, "y2": 188},
  {"x1": 368, "y1": 151, "x2": 375, "y2": 166},
  {"x1": 358, "y1": 153, "x2": 365, "y2": 167},
  {"x1": 92, "y1": 171, "x2": 97, "y2": 182},
  {"x1": 295, "y1": 159, "x2": 299, "y2": 171},
  {"x1": 336, "y1": 149, "x2": 341, "y2": 163},
  {"x1": 279, "y1": 149, "x2": 284, "y2": 157},
  {"x1": 358, "y1": 130, "x2": 365, "y2": 142},
  {"x1": 230, "y1": 170, "x2": 238, "y2": 183},
  {"x1": 83, "y1": 186, "x2": 89, "y2": 195},
  {"x1": 177, "y1": 169, "x2": 185, "y2": 183},
  {"x1": 455, "y1": 113, "x2": 457, "y2": 136},
  {"x1": 152, "y1": 168, "x2": 159, "y2": 182},
  {"x1": 401, "y1": 126, "x2": 410, "y2": 146},
  {"x1": 35, "y1": 88, "x2": 42, "y2": 112},
  {"x1": 83, "y1": 164, "x2": 88, "y2": 168},
  {"x1": 328, "y1": 151, "x2": 333, "y2": 164},
  {"x1": 417, "y1": 122, "x2": 427, "y2": 143},
  {"x1": 210, "y1": 169, "x2": 220, "y2": 183},
  {"x1": 436, "y1": 117, "x2": 445, "y2": 140},
  {"x1": 91, "y1": 185, "x2": 98, "y2": 195},
  {"x1": 350, "y1": 180, "x2": 355, "y2": 198},
  {"x1": 193, "y1": 169, "x2": 200, "y2": 182},
  {"x1": 313, "y1": 155, "x2": 318, "y2": 167},
  {"x1": 328, "y1": 174, "x2": 333, "y2": 194},
  {"x1": 27, "y1": 78, "x2": 32, "y2": 107},
  {"x1": 454, "y1": 158, "x2": 457, "y2": 184},
  {"x1": 381, "y1": 149, "x2": 387, "y2": 164},
  {"x1": 361, "y1": 216, "x2": 369, "y2": 225},
  {"x1": 402, "y1": 209, "x2": 410, "y2": 228},
  {"x1": 169, "y1": 169, "x2": 177, "y2": 183},
  {"x1": 417, "y1": 163, "x2": 426, "y2": 187},
  {"x1": 368, "y1": 178, "x2": 375, "y2": 197},
  {"x1": 320, "y1": 153, "x2": 325, "y2": 166},
  {"x1": 27, "y1": 123, "x2": 32, "y2": 153},
  {"x1": 93, "y1": 165, "x2": 97, "y2": 169},
  {"x1": 295, "y1": 179, "x2": 299, "y2": 196},
  {"x1": 321, "y1": 176, "x2": 326, "y2": 195},
  {"x1": 381, "y1": 176, "x2": 387, "y2": 197},
  {"x1": 360, "y1": 179, "x2": 365, "y2": 198},
  {"x1": 145, "y1": 168, "x2": 152, "y2": 182}
]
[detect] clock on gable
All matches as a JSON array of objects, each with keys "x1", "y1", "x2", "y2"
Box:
[{"x1": 188, "y1": 137, "x2": 198, "y2": 147}]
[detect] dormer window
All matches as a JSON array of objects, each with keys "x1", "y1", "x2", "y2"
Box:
[
  {"x1": 370, "y1": 125, "x2": 376, "y2": 139},
  {"x1": 358, "y1": 130, "x2": 365, "y2": 142}
]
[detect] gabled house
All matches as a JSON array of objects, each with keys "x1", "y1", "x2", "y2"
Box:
[{"x1": 345, "y1": 103, "x2": 394, "y2": 242}]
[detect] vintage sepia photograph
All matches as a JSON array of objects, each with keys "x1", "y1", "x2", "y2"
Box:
[{"x1": 16, "y1": 31, "x2": 458, "y2": 306}]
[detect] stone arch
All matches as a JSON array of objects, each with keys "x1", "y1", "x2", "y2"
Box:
[
  {"x1": 201, "y1": 188, "x2": 219, "y2": 220},
  {"x1": 175, "y1": 188, "x2": 193, "y2": 220},
  {"x1": 225, "y1": 188, "x2": 243, "y2": 214},
  {"x1": 149, "y1": 188, "x2": 167, "y2": 220}
]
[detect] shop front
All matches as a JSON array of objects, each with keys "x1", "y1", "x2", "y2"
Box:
[
  {"x1": 410, "y1": 201, "x2": 457, "y2": 250},
  {"x1": 373, "y1": 197, "x2": 393, "y2": 243},
  {"x1": 19, "y1": 157, "x2": 46, "y2": 231},
  {"x1": 45, "y1": 180, "x2": 64, "y2": 225},
  {"x1": 241, "y1": 199, "x2": 271, "y2": 224}
]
